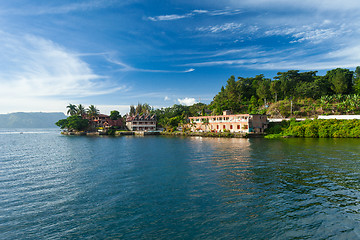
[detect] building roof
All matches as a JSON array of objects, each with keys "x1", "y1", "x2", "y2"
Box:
[{"x1": 126, "y1": 114, "x2": 156, "y2": 122}]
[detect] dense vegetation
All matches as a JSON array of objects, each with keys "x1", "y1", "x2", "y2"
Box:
[
  {"x1": 209, "y1": 67, "x2": 360, "y2": 116},
  {"x1": 56, "y1": 115, "x2": 89, "y2": 131},
  {"x1": 56, "y1": 104, "x2": 102, "y2": 131},
  {"x1": 266, "y1": 119, "x2": 360, "y2": 138},
  {"x1": 150, "y1": 103, "x2": 208, "y2": 131},
  {"x1": 149, "y1": 67, "x2": 360, "y2": 130}
]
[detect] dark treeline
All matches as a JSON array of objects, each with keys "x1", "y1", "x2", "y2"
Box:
[{"x1": 210, "y1": 67, "x2": 360, "y2": 115}]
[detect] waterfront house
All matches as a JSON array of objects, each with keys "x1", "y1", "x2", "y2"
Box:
[
  {"x1": 126, "y1": 114, "x2": 157, "y2": 131},
  {"x1": 89, "y1": 114, "x2": 124, "y2": 129},
  {"x1": 188, "y1": 110, "x2": 268, "y2": 133}
]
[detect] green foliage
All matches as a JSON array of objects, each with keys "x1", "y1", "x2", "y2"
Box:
[
  {"x1": 66, "y1": 103, "x2": 77, "y2": 116},
  {"x1": 110, "y1": 110, "x2": 121, "y2": 120},
  {"x1": 134, "y1": 103, "x2": 152, "y2": 115},
  {"x1": 129, "y1": 105, "x2": 136, "y2": 115},
  {"x1": 76, "y1": 104, "x2": 86, "y2": 116},
  {"x1": 55, "y1": 119, "x2": 68, "y2": 129},
  {"x1": 87, "y1": 105, "x2": 99, "y2": 118},
  {"x1": 267, "y1": 119, "x2": 360, "y2": 138},
  {"x1": 208, "y1": 67, "x2": 359, "y2": 117},
  {"x1": 326, "y1": 68, "x2": 353, "y2": 94},
  {"x1": 56, "y1": 115, "x2": 89, "y2": 131}
]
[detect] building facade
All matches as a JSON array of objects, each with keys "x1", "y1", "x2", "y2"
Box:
[
  {"x1": 188, "y1": 111, "x2": 268, "y2": 133},
  {"x1": 126, "y1": 114, "x2": 157, "y2": 131},
  {"x1": 91, "y1": 114, "x2": 124, "y2": 129}
]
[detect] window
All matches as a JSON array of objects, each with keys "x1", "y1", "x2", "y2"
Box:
[
  {"x1": 217, "y1": 125, "x2": 219, "y2": 129},
  {"x1": 230, "y1": 125, "x2": 233, "y2": 129},
  {"x1": 223, "y1": 125, "x2": 226, "y2": 129},
  {"x1": 237, "y1": 125, "x2": 240, "y2": 129}
]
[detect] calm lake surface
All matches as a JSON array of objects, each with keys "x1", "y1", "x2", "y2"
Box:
[{"x1": 1, "y1": 129, "x2": 360, "y2": 239}]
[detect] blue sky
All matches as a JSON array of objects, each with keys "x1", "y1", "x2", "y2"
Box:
[{"x1": 1, "y1": 0, "x2": 360, "y2": 114}]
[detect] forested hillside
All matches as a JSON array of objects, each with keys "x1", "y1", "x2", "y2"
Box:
[
  {"x1": 151, "y1": 67, "x2": 360, "y2": 130},
  {"x1": 209, "y1": 67, "x2": 360, "y2": 116}
]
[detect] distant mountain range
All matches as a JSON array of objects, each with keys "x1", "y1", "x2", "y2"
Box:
[{"x1": 0, "y1": 112, "x2": 67, "y2": 128}]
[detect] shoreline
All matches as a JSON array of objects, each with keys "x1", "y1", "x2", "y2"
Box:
[{"x1": 61, "y1": 130, "x2": 265, "y2": 138}]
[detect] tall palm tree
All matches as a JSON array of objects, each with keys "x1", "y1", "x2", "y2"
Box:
[
  {"x1": 77, "y1": 104, "x2": 86, "y2": 117},
  {"x1": 87, "y1": 105, "x2": 99, "y2": 119},
  {"x1": 66, "y1": 104, "x2": 77, "y2": 116}
]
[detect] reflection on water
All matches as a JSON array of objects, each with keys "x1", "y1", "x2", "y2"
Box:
[{"x1": 1, "y1": 133, "x2": 360, "y2": 239}]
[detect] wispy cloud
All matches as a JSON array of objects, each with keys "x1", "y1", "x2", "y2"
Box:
[
  {"x1": 0, "y1": 0, "x2": 124, "y2": 16},
  {"x1": 107, "y1": 57, "x2": 195, "y2": 73},
  {"x1": 0, "y1": 32, "x2": 123, "y2": 102},
  {"x1": 265, "y1": 23, "x2": 350, "y2": 44},
  {"x1": 148, "y1": 8, "x2": 242, "y2": 21},
  {"x1": 197, "y1": 22, "x2": 243, "y2": 33},
  {"x1": 228, "y1": 0, "x2": 360, "y2": 11}
]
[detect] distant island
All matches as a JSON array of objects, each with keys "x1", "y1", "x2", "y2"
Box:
[{"x1": 0, "y1": 112, "x2": 66, "y2": 128}]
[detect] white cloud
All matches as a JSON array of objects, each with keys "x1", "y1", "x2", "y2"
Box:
[
  {"x1": 148, "y1": 13, "x2": 192, "y2": 21},
  {"x1": 192, "y1": 10, "x2": 208, "y2": 14},
  {"x1": 96, "y1": 105, "x2": 131, "y2": 115},
  {"x1": 178, "y1": 97, "x2": 197, "y2": 106},
  {"x1": 0, "y1": 32, "x2": 124, "y2": 112},
  {"x1": 164, "y1": 96, "x2": 170, "y2": 101}
]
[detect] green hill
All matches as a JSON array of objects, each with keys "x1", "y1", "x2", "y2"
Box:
[{"x1": 0, "y1": 112, "x2": 66, "y2": 128}]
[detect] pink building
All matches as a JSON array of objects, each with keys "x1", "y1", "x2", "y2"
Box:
[{"x1": 188, "y1": 111, "x2": 268, "y2": 133}]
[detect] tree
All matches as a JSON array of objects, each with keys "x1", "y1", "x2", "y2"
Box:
[
  {"x1": 256, "y1": 79, "x2": 271, "y2": 105},
  {"x1": 353, "y1": 66, "x2": 360, "y2": 94},
  {"x1": 76, "y1": 104, "x2": 86, "y2": 116},
  {"x1": 55, "y1": 116, "x2": 89, "y2": 131},
  {"x1": 270, "y1": 80, "x2": 281, "y2": 102},
  {"x1": 225, "y1": 75, "x2": 240, "y2": 112},
  {"x1": 66, "y1": 103, "x2": 77, "y2": 116},
  {"x1": 110, "y1": 110, "x2": 121, "y2": 120},
  {"x1": 67, "y1": 116, "x2": 89, "y2": 131},
  {"x1": 87, "y1": 105, "x2": 99, "y2": 119},
  {"x1": 326, "y1": 68, "x2": 353, "y2": 94},
  {"x1": 129, "y1": 105, "x2": 136, "y2": 116},
  {"x1": 55, "y1": 119, "x2": 68, "y2": 129},
  {"x1": 135, "y1": 103, "x2": 143, "y2": 115},
  {"x1": 275, "y1": 70, "x2": 300, "y2": 98}
]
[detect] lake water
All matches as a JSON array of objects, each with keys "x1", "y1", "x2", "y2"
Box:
[{"x1": 1, "y1": 129, "x2": 360, "y2": 239}]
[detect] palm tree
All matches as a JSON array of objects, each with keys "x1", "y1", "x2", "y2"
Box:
[
  {"x1": 76, "y1": 104, "x2": 86, "y2": 117},
  {"x1": 66, "y1": 103, "x2": 77, "y2": 116},
  {"x1": 87, "y1": 105, "x2": 99, "y2": 119}
]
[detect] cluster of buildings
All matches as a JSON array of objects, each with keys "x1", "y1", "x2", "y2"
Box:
[
  {"x1": 88, "y1": 113, "x2": 157, "y2": 131},
  {"x1": 88, "y1": 110, "x2": 268, "y2": 134}
]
